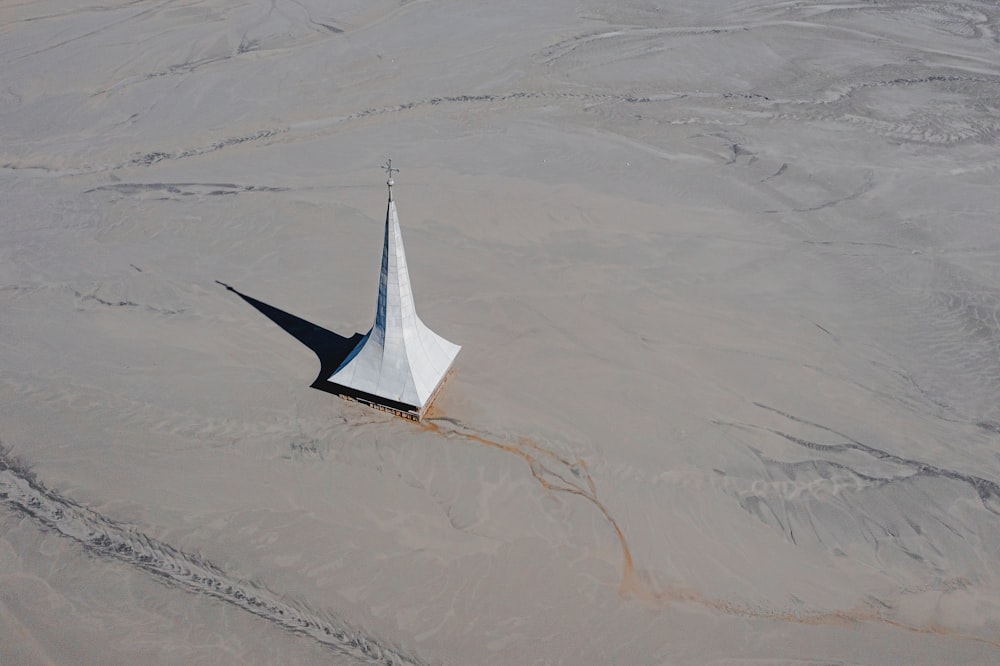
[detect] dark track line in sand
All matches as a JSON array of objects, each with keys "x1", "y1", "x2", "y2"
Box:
[
  {"x1": 750, "y1": 402, "x2": 1000, "y2": 516},
  {"x1": 127, "y1": 128, "x2": 287, "y2": 167},
  {"x1": 95, "y1": 91, "x2": 661, "y2": 174},
  {"x1": 343, "y1": 90, "x2": 671, "y2": 120},
  {"x1": 70, "y1": 288, "x2": 184, "y2": 315},
  {"x1": 85, "y1": 182, "x2": 289, "y2": 197},
  {"x1": 0, "y1": 446, "x2": 423, "y2": 666}
]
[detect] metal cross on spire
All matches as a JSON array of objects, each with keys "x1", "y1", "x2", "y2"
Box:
[{"x1": 383, "y1": 159, "x2": 399, "y2": 200}]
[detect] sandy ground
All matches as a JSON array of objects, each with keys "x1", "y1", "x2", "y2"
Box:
[{"x1": 2, "y1": 0, "x2": 1000, "y2": 663}]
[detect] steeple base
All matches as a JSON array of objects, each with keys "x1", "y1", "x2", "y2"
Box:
[
  {"x1": 336, "y1": 393, "x2": 421, "y2": 421},
  {"x1": 329, "y1": 366, "x2": 455, "y2": 422}
]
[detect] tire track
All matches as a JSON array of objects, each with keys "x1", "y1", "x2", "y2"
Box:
[
  {"x1": 88, "y1": 92, "x2": 667, "y2": 173},
  {"x1": 750, "y1": 402, "x2": 1000, "y2": 515},
  {"x1": 536, "y1": 24, "x2": 774, "y2": 65},
  {"x1": 292, "y1": 90, "x2": 685, "y2": 130},
  {"x1": 127, "y1": 127, "x2": 287, "y2": 167},
  {"x1": 0, "y1": 445, "x2": 423, "y2": 666},
  {"x1": 85, "y1": 182, "x2": 288, "y2": 197}
]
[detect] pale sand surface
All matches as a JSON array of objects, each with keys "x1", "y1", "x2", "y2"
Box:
[{"x1": 2, "y1": 0, "x2": 999, "y2": 663}]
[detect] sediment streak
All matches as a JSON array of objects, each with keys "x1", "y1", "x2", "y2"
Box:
[
  {"x1": 423, "y1": 418, "x2": 1000, "y2": 648},
  {"x1": 0, "y1": 449, "x2": 421, "y2": 666}
]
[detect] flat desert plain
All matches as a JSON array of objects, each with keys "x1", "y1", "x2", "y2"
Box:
[{"x1": 2, "y1": 1, "x2": 1000, "y2": 664}]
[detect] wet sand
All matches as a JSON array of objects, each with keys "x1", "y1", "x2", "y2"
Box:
[{"x1": 2, "y1": 0, "x2": 999, "y2": 663}]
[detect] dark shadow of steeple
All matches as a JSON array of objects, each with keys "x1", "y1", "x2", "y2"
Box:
[{"x1": 216, "y1": 281, "x2": 364, "y2": 396}]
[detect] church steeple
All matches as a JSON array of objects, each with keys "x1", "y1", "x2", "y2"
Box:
[{"x1": 327, "y1": 162, "x2": 461, "y2": 419}]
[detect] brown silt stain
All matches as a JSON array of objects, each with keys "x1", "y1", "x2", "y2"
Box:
[
  {"x1": 422, "y1": 417, "x2": 638, "y2": 596},
  {"x1": 419, "y1": 416, "x2": 1000, "y2": 648}
]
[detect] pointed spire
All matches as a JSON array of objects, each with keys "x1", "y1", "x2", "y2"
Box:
[{"x1": 327, "y1": 164, "x2": 460, "y2": 419}]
